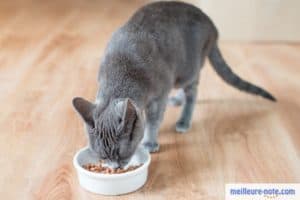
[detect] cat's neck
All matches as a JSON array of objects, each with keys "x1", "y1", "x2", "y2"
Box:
[{"x1": 96, "y1": 54, "x2": 151, "y2": 110}]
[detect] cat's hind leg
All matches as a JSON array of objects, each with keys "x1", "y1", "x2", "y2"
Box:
[
  {"x1": 175, "y1": 83, "x2": 198, "y2": 133},
  {"x1": 142, "y1": 96, "x2": 168, "y2": 153},
  {"x1": 168, "y1": 89, "x2": 185, "y2": 106}
]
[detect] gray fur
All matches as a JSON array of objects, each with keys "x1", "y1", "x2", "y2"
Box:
[{"x1": 72, "y1": 1, "x2": 276, "y2": 166}]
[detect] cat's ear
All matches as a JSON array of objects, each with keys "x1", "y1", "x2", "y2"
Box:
[
  {"x1": 72, "y1": 97, "x2": 96, "y2": 127},
  {"x1": 116, "y1": 98, "x2": 137, "y2": 134},
  {"x1": 123, "y1": 98, "x2": 137, "y2": 123}
]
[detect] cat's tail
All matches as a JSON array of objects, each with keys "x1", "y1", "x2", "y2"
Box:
[{"x1": 208, "y1": 43, "x2": 276, "y2": 101}]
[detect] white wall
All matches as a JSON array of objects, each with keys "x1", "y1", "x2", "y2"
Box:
[{"x1": 155, "y1": 0, "x2": 300, "y2": 41}]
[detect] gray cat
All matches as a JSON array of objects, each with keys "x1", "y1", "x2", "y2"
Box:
[{"x1": 72, "y1": 1, "x2": 275, "y2": 168}]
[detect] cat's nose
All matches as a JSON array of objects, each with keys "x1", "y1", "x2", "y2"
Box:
[
  {"x1": 118, "y1": 159, "x2": 130, "y2": 169},
  {"x1": 117, "y1": 162, "x2": 127, "y2": 169}
]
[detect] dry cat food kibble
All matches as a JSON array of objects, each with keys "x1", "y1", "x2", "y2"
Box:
[{"x1": 83, "y1": 161, "x2": 142, "y2": 174}]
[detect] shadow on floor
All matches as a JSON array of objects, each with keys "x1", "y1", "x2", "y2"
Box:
[{"x1": 141, "y1": 98, "x2": 278, "y2": 194}]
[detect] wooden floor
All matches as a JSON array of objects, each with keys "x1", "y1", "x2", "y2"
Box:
[{"x1": 1, "y1": 0, "x2": 299, "y2": 199}]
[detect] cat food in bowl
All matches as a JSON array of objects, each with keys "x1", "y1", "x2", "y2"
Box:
[
  {"x1": 73, "y1": 146, "x2": 150, "y2": 195},
  {"x1": 83, "y1": 162, "x2": 142, "y2": 174}
]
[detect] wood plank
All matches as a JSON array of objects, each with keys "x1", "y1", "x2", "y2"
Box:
[{"x1": 0, "y1": 1, "x2": 299, "y2": 199}]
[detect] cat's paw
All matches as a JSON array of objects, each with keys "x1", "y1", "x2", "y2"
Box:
[
  {"x1": 143, "y1": 142, "x2": 160, "y2": 153},
  {"x1": 175, "y1": 120, "x2": 190, "y2": 133}
]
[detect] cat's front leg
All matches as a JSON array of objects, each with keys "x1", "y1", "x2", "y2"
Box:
[
  {"x1": 142, "y1": 97, "x2": 168, "y2": 153},
  {"x1": 143, "y1": 126, "x2": 160, "y2": 153}
]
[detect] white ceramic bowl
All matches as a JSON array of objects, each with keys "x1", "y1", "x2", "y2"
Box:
[{"x1": 73, "y1": 146, "x2": 151, "y2": 195}]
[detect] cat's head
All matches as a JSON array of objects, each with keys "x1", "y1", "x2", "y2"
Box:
[{"x1": 72, "y1": 97, "x2": 144, "y2": 168}]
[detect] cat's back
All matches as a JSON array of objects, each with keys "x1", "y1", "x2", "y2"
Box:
[
  {"x1": 106, "y1": 1, "x2": 217, "y2": 61},
  {"x1": 126, "y1": 1, "x2": 216, "y2": 33}
]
